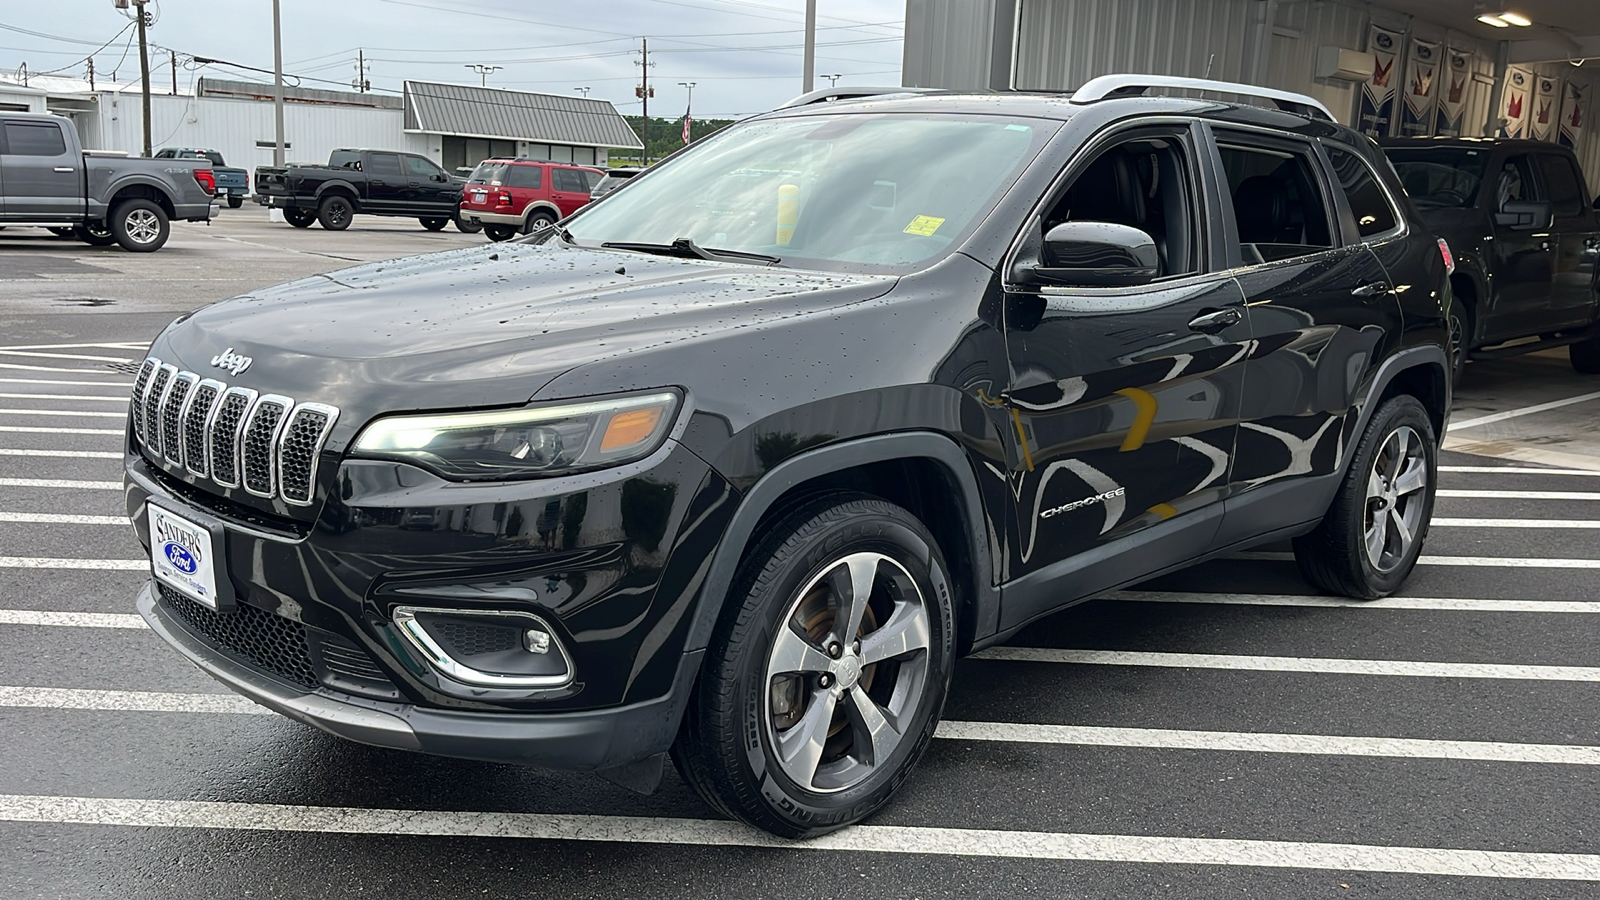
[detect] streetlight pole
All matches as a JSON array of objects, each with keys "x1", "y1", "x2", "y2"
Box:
[
  {"x1": 823, "y1": 73, "x2": 842, "y2": 88},
  {"x1": 272, "y1": 0, "x2": 285, "y2": 166},
  {"x1": 465, "y1": 64, "x2": 502, "y2": 87},
  {"x1": 677, "y1": 81, "x2": 695, "y2": 110},
  {"x1": 574, "y1": 86, "x2": 590, "y2": 98},
  {"x1": 802, "y1": 0, "x2": 817, "y2": 93}
]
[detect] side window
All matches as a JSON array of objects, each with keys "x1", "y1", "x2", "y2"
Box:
[
  {"x1": 405, "y1": 155, "x2": 441, "y2": 179},
  {"x1": 552, "y1": 167, "x2": 588, "y2": 193},
  {"x1": 3, "y1": 122, "x2": 68, "y2": 156},
  {"x1": 1041, "y1": 134, "x2": 1199, "y2": 278},
  {"x1": 1326, "y1": 146, "x2": 1398, "y2": 238},
  {"x1": 506, "y1": 165, "x2": 543, "y2": 190},
  {"x1": 330, "y1": 150, "x2": 362, "y2": 170},
  {"x1": 1496, "y1": 156, "x2": 1539, "y2": 210},
  {"x1": 1537, "y1": 155, "x2": 1585, "y2": 218},
  {"x1": 1216, "y1": 140, "x2": 1334, "y2": 264},
  {"x1": 366, "y1": 153, "x2": 402, "y2": 177}
]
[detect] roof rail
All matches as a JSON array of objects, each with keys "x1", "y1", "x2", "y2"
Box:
[
  {"x1": 775, "y1": 86, "x2": 943, "y2": 110},
  {"x1": 1070, "y1": 74, "x2": 1334, "y2": 121}
]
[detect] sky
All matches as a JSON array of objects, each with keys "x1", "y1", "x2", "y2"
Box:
[{"x1": 0, "y1": 0, "x2": 907, "y2": 118}]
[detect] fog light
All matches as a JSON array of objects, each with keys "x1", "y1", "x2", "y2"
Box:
[{"x1": 525, "y1": 628, "x2": 551, "y2": 654}]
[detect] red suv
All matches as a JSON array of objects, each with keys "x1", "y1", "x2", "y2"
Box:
[{"x1": 459, "y1": 158, "x2": 604, "y2": 241}]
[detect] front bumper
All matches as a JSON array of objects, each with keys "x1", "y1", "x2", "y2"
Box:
[{"x1": 140, "y1": 581, "x2": 702, "y2": 769}]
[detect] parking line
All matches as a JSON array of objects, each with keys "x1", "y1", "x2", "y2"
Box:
[
  {"x1": 0, "y1": 557, "x2": 145, "y2": 570},
  {"x1": 1432, "y1": 517, "x2": 1600, "y2": 529},
  {"x1": 0, "y1": 342, "x2": 148, "y2": 352},
  {"x1": 1439, "y1": 466, "x2": 1600, "y2": 477},
  {"x1": 1448, "y1": 390, "x2": 1600, "y2": 432},
  {"x1": 1104, "y1": 591, "x2": 1600, "y2": 613},
  {"x1": 1235, "y1": 550, "x2": 1600, "y2": 568},
  {"x1": 0, "y1": 449, "x2": 122, "y2": 460},
  {"x1": 0, "y1": 425, "x2": 123, "y2": 436},
  {"x1": 971, "y1": 648, "x2": 1600, "y2": 681},
  {"x1": 0, "y1": 512, "x2": 125, "y2": 526},
  {"x1": 0, "y1": 393, "x2": 130, "y2": 403},
  {"x1": 2, "y1": 794, "x2": 1596, "y2": 879},
  {"x1": 1438, "y1": 489, "x2": 1600, "y2": 500},
  {"x1": 0, "y1": 409, "x2": 127, "y2": 419},
  {"x1": 0, "y1": 477, "x2": 121, "y2": 489},
  {"x1": 0, "y1": 378, "x2": 131, "y2": 388},
  {"x1": 0, "y1": 611, "x2": 143, "y2": 629},
  {"x1": 0, "y1": 362, "x2": 123, "y2": 375},
  {"x1": 0, "y1": 350, "x2": 140, "y2": 365}
]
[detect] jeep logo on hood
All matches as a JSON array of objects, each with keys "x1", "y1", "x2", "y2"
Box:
[{"x1": 210, "y1": 347, "x2": 252, "y2": 376}]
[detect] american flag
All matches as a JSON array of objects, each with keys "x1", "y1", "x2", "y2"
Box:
[{"x1": 682, "y1": 108, "x2": 692, "y2": 145}]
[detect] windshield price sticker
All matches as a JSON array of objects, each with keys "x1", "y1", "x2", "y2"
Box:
[{"x1": 904, "y1": 215, "x2": 946, "y2": 236}]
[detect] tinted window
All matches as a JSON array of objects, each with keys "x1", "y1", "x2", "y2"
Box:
[
  {"x1": 505, "y1": 164, "x2": 543, "y2": 190},
  {"x1": 552, "y1": 167, "x2": 588, "y2": 193},
  {"x1": 1495, "y1": 156, "x2": 1539, "y2": 209},
  {"x1": 4, "y1": 122, "x2": 67, "y2": 156},
  {"x1": 1537, "y1": 155, "x2": 1585, "y2": 217},
  {"x1": 330, "y1": 150, "x2": 363, "y2": 170},
  {"x1": 1217, "y1": 140, "x2": 1334, "y2": 263},
  {"x1": 366, "y1": 153, "x2": 402, "y2": 176},
  {"x1": 1385, "y1": 146, "x2": 1489, "y2": 209},
  {"x1": 1043, "y1": 134, "x2": 1199, "y2": 278},
  {"x1": 1327, "y1": 147, "x2": 1398, "y2": 238},
  {"x1": 405, "y1": 155, "x2": 442, "y2": 178}
]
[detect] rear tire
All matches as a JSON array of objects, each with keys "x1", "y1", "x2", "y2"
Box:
[
  {"x1": 483, "y1": 224, "x2": 517, "y2": 242},
  {"x1": 673, "y1": 494, "x2": 955, "y2": 838},
  {"x1": 227, "y1": 195, "x2": 244, "y2": 209},
  {"x1": 317, "y1": 195, "x2": 354, "y2": 231},
  {"x1": 1293, "y1": 395, "x2": 1437, "y2": 599},
  {"x1": 109, "y1": 199, "x2": 170, "y2": 252},
  {"x1": 1571, "y1": 333, "x2": 1600, "y2": 374},
  {"x1": 284, "y1": 208, "x2": 316, "y2": 229},
  {"x1": 419, "y1": 217, "x2": 449, "y2": 231}
]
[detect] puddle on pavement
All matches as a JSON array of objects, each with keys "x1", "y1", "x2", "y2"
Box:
[{"x1": 51, "y1": 297, "x2": 118, "y2": 307}]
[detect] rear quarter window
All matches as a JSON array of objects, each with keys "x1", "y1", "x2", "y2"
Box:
[{"x1": 1327, "y1": 146, "x2": 1399, "y2": 238}]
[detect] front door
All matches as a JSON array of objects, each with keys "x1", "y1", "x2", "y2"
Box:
[
  {"x1": 363, "y1": 152, "x2": 407, "y2": 213},
  {"x1": 550, "y1": 165, "x2": 592, "y2": 217},
  {"x1": 1482, "y1": 153, "x2": 1559, "y2": 339},
  {"x1": 1, "y1": 119, "x2": 82, "y2": 220},
  {"x1": 404, "y1": 154, "x2": 455, "y2": 214},
  {"x1": 1535, "y1": 152, "x2": 1600, "y2": 329},
  {"x1": 1208, "y1": 130, "x2": 1402, "y2": 544},
  {"x1": 999, "y1": 125, "x2": 1249, "y2": 628}
]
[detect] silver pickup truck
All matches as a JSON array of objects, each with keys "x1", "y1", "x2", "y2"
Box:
[{"x1": 0, "y1": 113, "x2": 217, "y2": 252}]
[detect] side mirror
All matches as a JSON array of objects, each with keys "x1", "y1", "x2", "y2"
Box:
[
  {"x1": 1019, "y1": 221, "x2": 1160, "y2": 287},
  {"x1": 432, "y1": 173, "x2": 447, "y2": 182},
  {"x1": 1495, "y1": 199, "x2": 1553, "y2": 230}
]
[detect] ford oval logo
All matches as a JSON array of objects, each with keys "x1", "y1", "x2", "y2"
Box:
[{"x1": 163, "y1": 542, "x2": 198, "y2": 575}]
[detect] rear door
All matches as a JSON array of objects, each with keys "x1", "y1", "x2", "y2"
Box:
[
  {"x1": 1482, "y1": 152, "x2": 1559, "y2": 338},
  {"x1": 362, "y1": 152, "x2": 406, "y2": 213},
  {"x1": 0, "y1": 119, "x2": 82, "y2": 220},
  {"x1": 1207, "y1": 127, "x2": 1401, "y2": 545},
  {"x1": 550, "y1": 165, "x2": 593, "y2": 217},
  {"x1": 1534, "y1": 152, "x2": 1600, "y2": 329},
  {"x1": 504, "y1": 162, "x2": 544, "y2": 216}
]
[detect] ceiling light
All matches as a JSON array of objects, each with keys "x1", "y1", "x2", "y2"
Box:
[
  {"x1": 1498, "y1": 11, "x2": 1532, "y2": 26},
  {"x1": 1477, "y1": 13, "x2": 1510, "y2": 26}
]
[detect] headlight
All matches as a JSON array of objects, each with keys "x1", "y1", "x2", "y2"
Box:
[{"x1": 350, "y1": 390, "x2": 680, "y2": 480}]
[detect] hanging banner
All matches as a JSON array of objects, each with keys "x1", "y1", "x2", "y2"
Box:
[
  {"x1": 1358, "y1": 24, "x2": 1401, "y2": 137},
  {"x1": 1501, "y1": 66, "x2": 1532, "y2": 138},
  {"x1": 1399, "y1": 38, "x2": 1440, "y2": 136},
  {"x1": 1434, "y1": 49, "x2": 1472, "y2": 137},
  {"x1": 1530, "y1": 75, "x2": 1560, "y2": 141},
  {"x1": 1559, "y1": 82, "x2": 1586, "y2": 149}
]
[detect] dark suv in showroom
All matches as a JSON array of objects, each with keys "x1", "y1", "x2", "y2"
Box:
[{"x1": 126, "y1": 75, "x2": 1452, "y2": 839}]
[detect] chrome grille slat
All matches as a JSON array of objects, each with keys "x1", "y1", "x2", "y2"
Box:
[{"x1": 130, "y1": 357, "x2": 340, "y2": 507}]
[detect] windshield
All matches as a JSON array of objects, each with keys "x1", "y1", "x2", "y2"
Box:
[
  {"x1": 565, "y1": 113, "x2": 1052, "y2": 272},
  {"x1": 1386, "y1": 147, "x2": 1490, "y2": 208}
]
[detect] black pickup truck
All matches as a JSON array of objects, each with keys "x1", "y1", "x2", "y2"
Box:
[
  {"x1": 1382, "y1": 138, "x2": 1600, "y2": 381},
  {"x1": 254, "y1": 148, "x2": 478, "y2": 232}
]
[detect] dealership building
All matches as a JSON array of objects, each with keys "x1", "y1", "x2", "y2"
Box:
[
  {"x1": 0, "y1": 75, "x2": 641, "y2": 171},
  {"x1": 904, "y1": 0, "x2": 1600, "y2": 185}
]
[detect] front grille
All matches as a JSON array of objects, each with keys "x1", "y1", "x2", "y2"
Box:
[
  {"x1": 318, "y1": 636, "x2": 391, "y2": 683},
  {"x1": 158, "y1": 583, "x2": 318, "y2": 689},
  {"x1": 129, "y1": 357, "x2": 338, "y2": 506}
]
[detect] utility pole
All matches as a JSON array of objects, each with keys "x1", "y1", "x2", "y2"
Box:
[
  {"x1": 802, "y1": 0, "x2": 817, "y2": 93},
  {"x1": 134, "y1": 0, "x2": 152, "y2": 156},
  {"x1": 170, "y1": 49, "x2": 177, "y2": 95},
  {"x1": 465, "y1": 64, "x2": 502, "y2": 87},
  {"x1": 635, "y1": 39, "x2": 654, "y2": 165},
  {"x1": 87, "y1": 58, "x2": 95, "y2": 92},
  {"x1": 353, "y1": 49, "x2": 370, "y2": 92},
  {"x1": 272, "y1": 0, "x2": 285, "y2": 166}
]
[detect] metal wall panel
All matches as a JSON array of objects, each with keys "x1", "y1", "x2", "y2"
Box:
[
  {"x1": 1013, "y1": 0, "x2": 1254, "y2": 91},
  {"x1": 903, "y1": 0, "x2": 1000, "y2": 89},
  {"x1": 93, "y1": 94, "x2": 407, "y2": 168}
]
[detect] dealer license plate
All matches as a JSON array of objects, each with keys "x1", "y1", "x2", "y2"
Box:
[{"x1": 148, "y1": 502, "x2": 231, "y2": 611}]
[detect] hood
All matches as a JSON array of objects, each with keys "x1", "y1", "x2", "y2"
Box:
[{"x1": 149, "y1": 242, "x2": 896, "y2": 422}]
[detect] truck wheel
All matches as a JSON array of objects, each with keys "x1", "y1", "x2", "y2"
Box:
[
  {"x1": 419, "y1": 217, "x2": 449, "y2": 232},
  {"x1": 109, "y1": 200, "x2": 170, "y2": 252},
  {"x1": 673, "y1": 494, "x2": 955, "y2": 838},
  {"x1": 284, "y1": 208, "x2": 316, "y2": 229},
  {"x1": 1293, "y1": 395, "x2": 1437, "y2": 599},
  {"x1": 453, "y1": 215, "x2": 482, "y2": 234},
  {"x1": 1447, "y1": 297, "x2": 1470, "y2": 386},
  {"x1": 317, "y1": 195, "x2": 354, "y2": 231},
  {"x1": 227, "y1": 196, "x2": 244, "y2": 209},
  {"x1": 76, "y1": 222, "x2": 118, "y2": 247},
  {"x1": 523, "y1": 211, "x2": 556, "y2": 234},
  {"x1": 483, "y1": 224, "x2": 517, "y2": 242},
  {"x1": 1571, "y1": 333, "x2": 1600, "y2": 374}
]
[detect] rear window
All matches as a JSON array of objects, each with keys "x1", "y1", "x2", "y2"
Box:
[
  {"x1": 469, "y1": 162, "x2": 508, "y2": 184},
  {"x1": 330, "y1": 150, "x2": 363, "y2": 170},
  {"x1": 4, "y1": 122, "x2": 67, "y2": 156},
  {"x1": 1326, "y1": 146, "x2": 1398, "y2": 238},
  {"x1": 366, "y1": 153, "x2": 403, "y2": 176},
  {"x1": 505, "y1": 164, "x2": 543, "y2": 190},
  {"x1": 1384, "y1": 146, "x2": 1489, "y2": 209}
]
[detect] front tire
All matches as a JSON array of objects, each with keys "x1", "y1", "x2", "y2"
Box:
[
  {"x1": 1571, "y1": 332, "x2": 1600, "y2": 374},
  {"x1": 419, "y1": 216, "x2": 449, "y2": 231},
  {"x1": 1293, "y1": 395, "x2": 1437, "y2": 598},
  {"x1": 674, "y1": 495, "x2": 955, "y2": 838},
  {"x1": 317, "y1": 195, "x2": 354, "y2": 231},
  {"x1": 483, "y1": 224, "x2": 517, "y2": 242},
  {"x1": 523, "y1": 210, "x2": 556, "y2": 234},
  {"x1": 109, "y1": 199, "x2": 170, "y2": 252}
]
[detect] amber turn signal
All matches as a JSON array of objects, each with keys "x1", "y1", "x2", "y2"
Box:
[{"x1": 601, "y1": 406, "x2": 665, "y2": 451}]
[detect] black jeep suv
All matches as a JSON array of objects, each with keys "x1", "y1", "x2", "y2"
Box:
[{"x1": 126, "y1": 76, "x2": 1452, "y2": 838}]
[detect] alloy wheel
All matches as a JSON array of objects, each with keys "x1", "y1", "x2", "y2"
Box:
[
  {"x1": 763, "y1": 551, "x2": 931, "y2": 793},
  {"x1": 124, "y1": 209, "x2": 161, "y2": 245},
  {"x1": 1448, "y1": 308, "x2": 1466, "y2": 374},
  {"x1": 1363, "y1": 425, "x2": 1428, "y2": 572}
]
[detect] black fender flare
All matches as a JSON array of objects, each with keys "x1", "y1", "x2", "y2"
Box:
[
  {"x1": 682, "y1": 431, "x2": 1000, "y2": 655},
  {"x1": 314, "y1": 181, "x2": 361, "y2": 208},
  {"x1": 1346, "y1": 343, "x2": 1452, "y2": 454}
]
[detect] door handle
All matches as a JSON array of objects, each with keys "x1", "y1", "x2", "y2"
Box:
[
  {"x1": 1187, "y1": 308, "x2": 1242, "y2": 333},
  {"x1": 1351, "y1": 281, "x2": 1391, "y2": 298},
  {"x1": 54, "y1": 166, "x2": 74, "y2": 173},
  {"x1": 371, "y1": 180, "x2": 386, "y2": 185}
]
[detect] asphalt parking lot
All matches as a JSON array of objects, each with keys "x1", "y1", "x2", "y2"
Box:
[{"x1": 1, "y1": 212, "x2": 1598, "y2": 896}]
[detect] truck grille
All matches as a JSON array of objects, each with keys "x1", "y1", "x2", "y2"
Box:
[{"x1": 132, "y1": 358, "x2": 338, "y2": 507}]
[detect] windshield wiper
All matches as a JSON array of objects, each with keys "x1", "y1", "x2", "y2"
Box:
[{"x1": 601, "y1": 237, "x2": 780, "y2": 266}]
